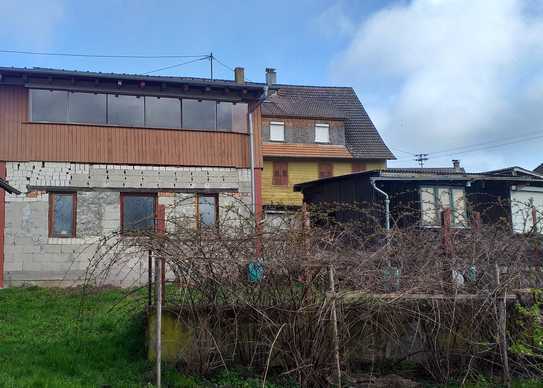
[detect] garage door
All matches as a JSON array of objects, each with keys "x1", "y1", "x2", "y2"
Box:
[{"x1": 511, "y1": 186, "x2": 543, "y2": 233}]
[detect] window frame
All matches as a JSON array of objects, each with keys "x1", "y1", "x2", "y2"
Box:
[
  {"x1": 120, "y1": 192, "x2": 157, "y2": 235},
  {"x1": 196, "y1": 193, "x2": 219, "y2": 228},
  {"x1": 48, "y1": 192, "x2": 77, "y2": 238},
  {"x1": 315, "y1": 123, "x2": 330, "y2": 143},
  {"x1": 318, "y1": 162, "x2": 334, "y2": 179},
  {"x1": 419, "y1": 186, "x2": 467, "y2": 228},
  {"x1": 269, "y1": 121, "x2": 285, "y2": 142},
  {"x1": 272, "y1": 161, "x2": 289, "y2": 186}
]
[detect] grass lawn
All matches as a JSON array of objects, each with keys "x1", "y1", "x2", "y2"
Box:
[{"x1": 0, "y1": 286, "x2": 286, "y2": 388}]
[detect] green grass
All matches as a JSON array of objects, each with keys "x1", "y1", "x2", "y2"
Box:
[
  {"x1": 0, "y1": 286, "x2": 150, "y2": 387},
  {"x1": 0, "y1": 287, "x2": 292, "y2": 387}
]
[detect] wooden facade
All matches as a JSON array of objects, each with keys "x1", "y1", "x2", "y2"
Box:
[{"x1": 0, "y1": 86, "x2": 261, "y2": 168}]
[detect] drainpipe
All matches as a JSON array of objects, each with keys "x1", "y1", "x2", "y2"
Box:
[
  {"x1": 248, "y1": 112, "x2": 256, "y2": 215},
  {"x1": 371, "y1": 179, "x2": 390, "y2": 231}
]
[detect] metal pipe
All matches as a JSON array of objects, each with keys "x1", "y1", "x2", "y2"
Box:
[
  {"x1": 155, "y1": 255, "x2": 162, "y2": 388},
  {"x1": 248, "y1": 112, "x2": 256, "y2": 215},
  {"x1": 371, "y1": 179, "x2": 390, "y2": 231}
]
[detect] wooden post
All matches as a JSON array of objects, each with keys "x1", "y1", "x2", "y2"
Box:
[
  {"x1": 148, "y1": 250, "x2": 152, "y2": 307},
  {"x1": 495, "y1": 263, "x2": 511, "y2": 386},
  {"x1": 472, "y1": 211, "x2": 481, "y2": 233},
  {"x1": 329, "y1": 265, "x2": 342, "y2": 388},
  {"x1": 155, "y1": 255, "x2": 162, "y2": 388},
  {"x1": 441, "y1": 208, "x2": 452, "y2": 257}
]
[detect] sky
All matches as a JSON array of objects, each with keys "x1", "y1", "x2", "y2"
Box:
[{"x1": 0, "y1": 0, "x2": 542, "y2": 172}]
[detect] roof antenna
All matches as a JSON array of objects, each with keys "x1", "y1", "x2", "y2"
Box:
[
  {"x1": 414, "y1": 153, "x2": 428, "y2": 168},
  {"x1": 209, "y1": 52, "x2": 213, "y2": 80}
]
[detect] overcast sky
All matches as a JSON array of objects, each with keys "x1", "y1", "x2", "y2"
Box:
[{"x1": 1, "y1": 0, "x2": 541, "y2": 172}]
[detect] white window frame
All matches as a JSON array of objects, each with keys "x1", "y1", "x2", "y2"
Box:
[
  {"x1": 315, "y1": 123, "x2": 330, "y2": 143},
  {"x1": 269, "y1": 121, "x2": 284, "y2": 142}
]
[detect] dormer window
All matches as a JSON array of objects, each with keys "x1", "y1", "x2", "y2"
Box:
[
  {"x1": 270, "y1": 121, "x2": 285, "y2": 141},
  {"x1": 315, "y1": 123, "x2": 329, "y2": 143}
]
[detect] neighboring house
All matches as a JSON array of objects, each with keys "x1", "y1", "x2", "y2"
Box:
[
  {"x1": 293, "y1": 162, "x2": 543, "y2": 233},
  {"x1": 260, "y1": 68, "x2": 394, "y2": 211},
  {"x1": 0, "y1": 66, "x2": 265, "y2": 287},
  {"x1": 535, "y1": 163, "x2": 543, "y2": 175}
]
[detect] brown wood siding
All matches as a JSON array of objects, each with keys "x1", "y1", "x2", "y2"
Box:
[{"x1": 0, "y1": 86, "x2": 252, "y2": 168}]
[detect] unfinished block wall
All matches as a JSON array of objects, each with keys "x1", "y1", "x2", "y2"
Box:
[{"x1": 3, "y1": 162, "x2": 253, "y2": 287}]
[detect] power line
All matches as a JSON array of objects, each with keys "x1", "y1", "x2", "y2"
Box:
[
  {"x1": 142, "y1": 56, "x2": 210, "y2": 75},
  {"x1": 0, "y1": 49, "x2": 209, "y2": 59},
  {"x1": 395, "y1": 131, "x2": 543, "y2": 162}
]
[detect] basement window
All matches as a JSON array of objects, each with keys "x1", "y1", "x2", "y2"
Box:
[
  {"x1": 197, "y1": 193, "x2": 219, "y2": 227},
  {"x1": 121, "y1": 193, "x2": 156, "y2": 234},
  {"x1": 49, "y1": 192, "x2": 77, "y2": 238},
  {"x1": 420, "y1": 186, "x2": 467, "y2": 227}
]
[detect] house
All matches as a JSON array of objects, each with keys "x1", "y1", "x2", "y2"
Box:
[
  {"x1": 535, "y1": 163, "x2": 543, "y2": 175},
  {"x1": 0, "y1": 66, "x2": 265, "y2": 286},
  {"x1": 260, "y1": 68, "x2": 394, "y2": 213},
  {"x1": 293, "y1": 162, "x2": 543, "y2": 233}
]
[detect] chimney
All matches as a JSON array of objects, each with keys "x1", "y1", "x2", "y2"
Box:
[
  {"x1": 265, "y1": 68, "x2": 277, "y2": 86},
  {"x1": 234, "y1": 67, "x2": 245, "y2": 84},
  {"x1": 452, "y1": 159, "x2": 461, "y2": 172}
]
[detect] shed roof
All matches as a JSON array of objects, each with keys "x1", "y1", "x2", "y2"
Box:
[
  {"x1": 293, "y1": 166, "x2": 543, "y2": 192},
  {"x1": 0, "y1": 178, "x2": 20, "y2": 194}
]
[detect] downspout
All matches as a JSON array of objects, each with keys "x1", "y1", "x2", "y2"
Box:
[
  {"x1": 248, "y1": 112, "x2": 256, "y2": 215},
  {"x1": 371, "y1": 178, "x2": 390, "y2": 231}
]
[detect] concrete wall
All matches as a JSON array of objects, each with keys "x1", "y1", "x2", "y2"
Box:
[
  {"x1": 3, "y1": 161, "x2": 253, "y2": 287},
  {"x1": 261, "y1": 117, "x2": 345, "y2": 145}
]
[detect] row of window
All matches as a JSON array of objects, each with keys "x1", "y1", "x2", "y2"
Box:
[
  {"x1": 269, "y1": 121, "x2": 330, "y2": 143},
  {"x1": 271, "y1": 161, "x2": 367, "y2": 186},
  {"x1": 49, "y1": 192, "x2": 219, "y2": 238},
  {"x1": 30, "y1": 89, "x2": 248, "y2": 131}
]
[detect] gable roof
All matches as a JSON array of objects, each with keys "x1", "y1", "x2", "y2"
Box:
[
  {"x1": 263, "y1": 85, "x2": 395, "y2": 160},
  {"x1": 261, "y1": 94, "x2": 346, "y2": 120},
  {"x1": 535, "y1": 164, "x2": 543, "y2": 174}
]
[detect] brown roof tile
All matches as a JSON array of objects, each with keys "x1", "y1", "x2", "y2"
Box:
[{"x1": 262, "y1": 143, "x2": 353, "y2": 158}]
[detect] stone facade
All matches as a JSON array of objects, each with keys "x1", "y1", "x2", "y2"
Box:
[
  {"x1": 261, "y1": 118, "x2": 345, "y2": 145},
  {"x1": 3, "y1": 161, "x2": 253, "y2": 287}
]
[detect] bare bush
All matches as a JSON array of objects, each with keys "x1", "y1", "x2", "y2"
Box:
[{"x1": 80, "y1": 193, "x2": 543, "y2": 386}]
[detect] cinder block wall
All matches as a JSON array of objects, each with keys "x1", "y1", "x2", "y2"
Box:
[{"x1": 3, "y1": 162, "x2": 253, "y2": 287}]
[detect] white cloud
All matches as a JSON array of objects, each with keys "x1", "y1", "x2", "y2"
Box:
[
  {"x1": 0, "y1": 0, "x2": 64, "y2": 48},
  {"x1": 332, "y1": 0, "x2": 543, "y2": 171},
  {"x1": 314, "y1": 2, "x2": 356, "y2": 39}
]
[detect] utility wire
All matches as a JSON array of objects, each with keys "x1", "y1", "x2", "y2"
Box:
[
  {"x1": 394, "y1": 131, "x2": 543, "y2": 162},
  {"x1": 143, "y1": 56, "x2": 210, "y2": 75},
  {"x1": 0, "y1": 49, "x2": 208, "y2": 59}
]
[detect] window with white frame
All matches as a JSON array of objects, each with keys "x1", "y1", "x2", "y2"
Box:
[
  {"x1": 269, "y1": 121, "x2": 284, "y2": 141},
  {"x1": 420, "y1": 186, "x2": 467, "y2": 227},
  {"x1": 315, "y1": 123, "x2": 330, "y2": 143}
]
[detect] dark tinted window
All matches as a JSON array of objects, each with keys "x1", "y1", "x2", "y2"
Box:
[
  {"x1": 69, "y1": 92, "x2": 107, "y2": 124},
  {"x1": 122, "y1": 194, "x2": 155, "y2": 234},
  {"x1": 30, "y1": 89, "x2": 68, "y2": 122},
  {"x1": 232, "y1": 103, "x2": 248, "y2": 132},
  {"x1": 182, "y1": 99, "x2": 216, "y2": 130},
  {"x1": 145, "y1": 96, "x2": 181, "y2": 128},
  {"x1": 50, "y1": 193, "x2": 75, "y2": 237},
  {"x1": 108, "y1": 94, "x2": 144, "y2": 126},
  {"x1": 216, "y1": 102, "x2": 232, "y2": 130}
]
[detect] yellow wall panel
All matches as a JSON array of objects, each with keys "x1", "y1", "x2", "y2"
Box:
[{"x1": 262, "y1": 159, "x2": 387, "y2": 207}]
